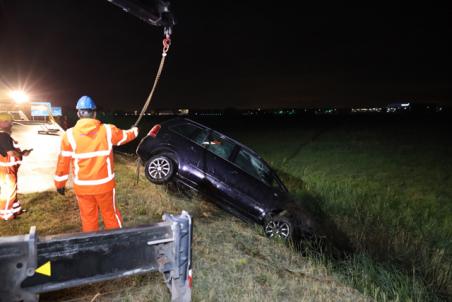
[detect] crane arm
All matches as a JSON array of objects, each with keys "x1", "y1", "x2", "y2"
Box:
[{"x1": 107, "y1": 0, "x2": 175, "y2": 35}]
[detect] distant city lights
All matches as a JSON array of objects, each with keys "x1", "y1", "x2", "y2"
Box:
[{"x1": 110, "y1": 103, "x2": 447, "y2": 117}]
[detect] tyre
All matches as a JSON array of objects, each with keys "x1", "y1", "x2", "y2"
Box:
[
  {"x1": 263, "y1": 215, "x2": 294, "y2": 241},
  {"x1": 144, "y1": 154, "x2": 175, "y2": 184}
]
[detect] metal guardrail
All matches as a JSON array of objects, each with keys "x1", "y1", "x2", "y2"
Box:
[{"x1": 0, "y1": 211, "x2": 192, "y2": 302}]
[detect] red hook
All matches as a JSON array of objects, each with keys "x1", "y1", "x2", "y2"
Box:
[{"x1": 163, "y1": 36, "x2": 171, "y2": 54}]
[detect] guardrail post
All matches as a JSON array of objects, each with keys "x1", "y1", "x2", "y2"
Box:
[
  {"x1": 0, "y1": 211, "x2": 192, "y2": 302},
  {"x1": 162, "y1": 210, "x2": 192, "y2": 302}
]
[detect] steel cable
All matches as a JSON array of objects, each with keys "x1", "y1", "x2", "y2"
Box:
[{"x1": 132, "y1": 36, "x2": 171, "y2": 128}]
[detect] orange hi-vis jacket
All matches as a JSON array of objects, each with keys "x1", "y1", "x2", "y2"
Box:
[{"x1": 54, "y1": 119, "x2": 138, "y2": 195}]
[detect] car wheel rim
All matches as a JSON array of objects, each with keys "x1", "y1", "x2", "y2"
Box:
[
  {"x1": 148, "y1": 157, "x2": 171, "y2": 180},
  {"x1": 265, "y1": 220, "x2": 290, "y2": 239}
]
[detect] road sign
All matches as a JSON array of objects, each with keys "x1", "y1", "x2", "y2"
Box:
[
  {"x1": 51, "y1": 107, "x2": 62, "y2": 116},
  {"x1": 30, "y1": 102, "x2": 52, "y2": 117}
]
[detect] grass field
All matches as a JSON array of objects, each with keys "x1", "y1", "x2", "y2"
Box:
[
  {"x1": 1, "y1": 154, "x2": 368, "y2": 302},
  {"x1": 1, "y1": 114, "x2": 451, "y2": 301}
]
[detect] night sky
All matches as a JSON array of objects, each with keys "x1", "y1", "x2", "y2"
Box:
[{"x1": 0, "y1": 1, "x2": 451, "y2": 110}]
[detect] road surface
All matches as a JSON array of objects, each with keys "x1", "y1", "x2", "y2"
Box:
[{"x1": 11, "y1": 121, "x2": 72, "y2": 194}]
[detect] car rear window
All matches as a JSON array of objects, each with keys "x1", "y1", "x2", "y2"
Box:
[{"x1": 171, "y1": 123, "x2": 209, "y2": 145}]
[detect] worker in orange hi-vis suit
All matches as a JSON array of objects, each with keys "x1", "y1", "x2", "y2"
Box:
[
  {"x1": 54, "y1": 96, "x2": 139, "y2": 232},
  {"x1": 0, "y1": 112, "x2": 32, "y2": 221}
]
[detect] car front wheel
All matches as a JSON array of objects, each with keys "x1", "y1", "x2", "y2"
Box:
[
  {"x1": 145, "y1": 154, "x2": 175, "y2": 184},
  {"x1": 263, "y1": 215, "x2": 293, "y2": 241}
]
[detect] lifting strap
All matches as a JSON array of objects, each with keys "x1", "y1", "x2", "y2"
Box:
[{"x1": 133, "y1": 35, "x2": 171, "y2": 128}]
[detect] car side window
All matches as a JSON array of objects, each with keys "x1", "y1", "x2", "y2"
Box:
[
  {"x1": 171, "y1": 124, "x2": 209, "y2": 145},
  {"x1": 204, "y1": 132, "x2": 235, "y2": 160},
  {"x1": 234, "y1": 149, "x2": 276, "y2": 187}
]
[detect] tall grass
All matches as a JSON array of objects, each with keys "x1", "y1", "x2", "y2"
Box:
[{"x1": 228, "y1": 119, "x2": 452, "y2": 301}]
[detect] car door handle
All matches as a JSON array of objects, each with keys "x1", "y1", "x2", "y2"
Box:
[{"x1": 230, "y1": 170, "x2": 238, "y2": 175}]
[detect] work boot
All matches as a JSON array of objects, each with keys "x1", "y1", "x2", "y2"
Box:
[{"x1": 13, "y1": 201, "x2": 25, "y2": 218}]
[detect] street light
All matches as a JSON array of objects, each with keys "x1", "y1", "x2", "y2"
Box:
[{"x1": 8, "y1": 90, "x2": 30, "y2": 104}]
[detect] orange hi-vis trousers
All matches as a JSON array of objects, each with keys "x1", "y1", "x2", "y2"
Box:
[
  {"x1": 0, "y1": 172, "x2": 21, "y2": 221},
  {"x1": 76, "y1": 189, "x2": 123, "y2": 232}
]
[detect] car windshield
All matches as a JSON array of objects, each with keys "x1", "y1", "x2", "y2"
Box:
[{"x1": 234, "y1": 148, "x2": 280, "y2": 188}]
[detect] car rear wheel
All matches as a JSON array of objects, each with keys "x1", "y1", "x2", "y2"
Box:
[
  {"x1": 263, "y1": 215, "x2": 293, "y2": 241},
  {"x1": 145, "y1": 154, "x2": 175, "y2": 184}
]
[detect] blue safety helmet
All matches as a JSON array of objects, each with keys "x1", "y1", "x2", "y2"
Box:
[{"x1": 76, "y1": 96, "x2": 96, "y2": 110}]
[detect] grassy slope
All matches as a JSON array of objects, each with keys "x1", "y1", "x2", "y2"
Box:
[
  {"x1": 227, "y1": 121, "x2": 451, "y2": 301},
  {"x1": 0, "y1": 154, "x2": 367, "y2": 302}
]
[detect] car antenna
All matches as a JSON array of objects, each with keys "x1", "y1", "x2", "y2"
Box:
[{"x1": 107, "y1": 0, "x2": 175, "y2": 127}]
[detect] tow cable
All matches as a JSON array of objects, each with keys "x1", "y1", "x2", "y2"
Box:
[
  {"x1": 133, "y1": 34, "x2": 171, "y2": 128},
  {"x1": 134, "y1": 34, "x2": 171, "y2": 184}
]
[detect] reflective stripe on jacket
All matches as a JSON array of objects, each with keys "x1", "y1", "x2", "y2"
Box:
[
  {"x1": 54, "y1": 119, "x2": 138, "y2": 195},
  {"x1": 0, "y1": 156, "x2": 22, "y2": 167},
  {"x1": 0, "y1": 154, "x2": 22, "y2": 174}
]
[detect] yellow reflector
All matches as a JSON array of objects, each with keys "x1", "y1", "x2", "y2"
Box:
[{"x1": 35, "y1": 261, "x2": 51, "y2": 277}]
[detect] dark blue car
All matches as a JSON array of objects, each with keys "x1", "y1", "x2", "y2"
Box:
[{"x1": 137, "y1": 118, "x2": 298, "y2": 240}]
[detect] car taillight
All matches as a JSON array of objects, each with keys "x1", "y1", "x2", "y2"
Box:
[{"x1": 148, "y1": 124, "x2": 161, "y2": 137}]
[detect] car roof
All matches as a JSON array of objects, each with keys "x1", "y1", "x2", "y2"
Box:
[{"x1": 163, "y1": 117, "x2": 265, "y2": 161}]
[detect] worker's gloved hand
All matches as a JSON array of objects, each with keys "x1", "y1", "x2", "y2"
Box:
[
  {"x1": 57, "y1": 187, "x2": 65, "y2": 196},
  {"x1": 22, "y1": 149, "x2": 33, "y2": 156},
  {"x1": 132, "y1": 126, "x2": 139, "y2": 135}
]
